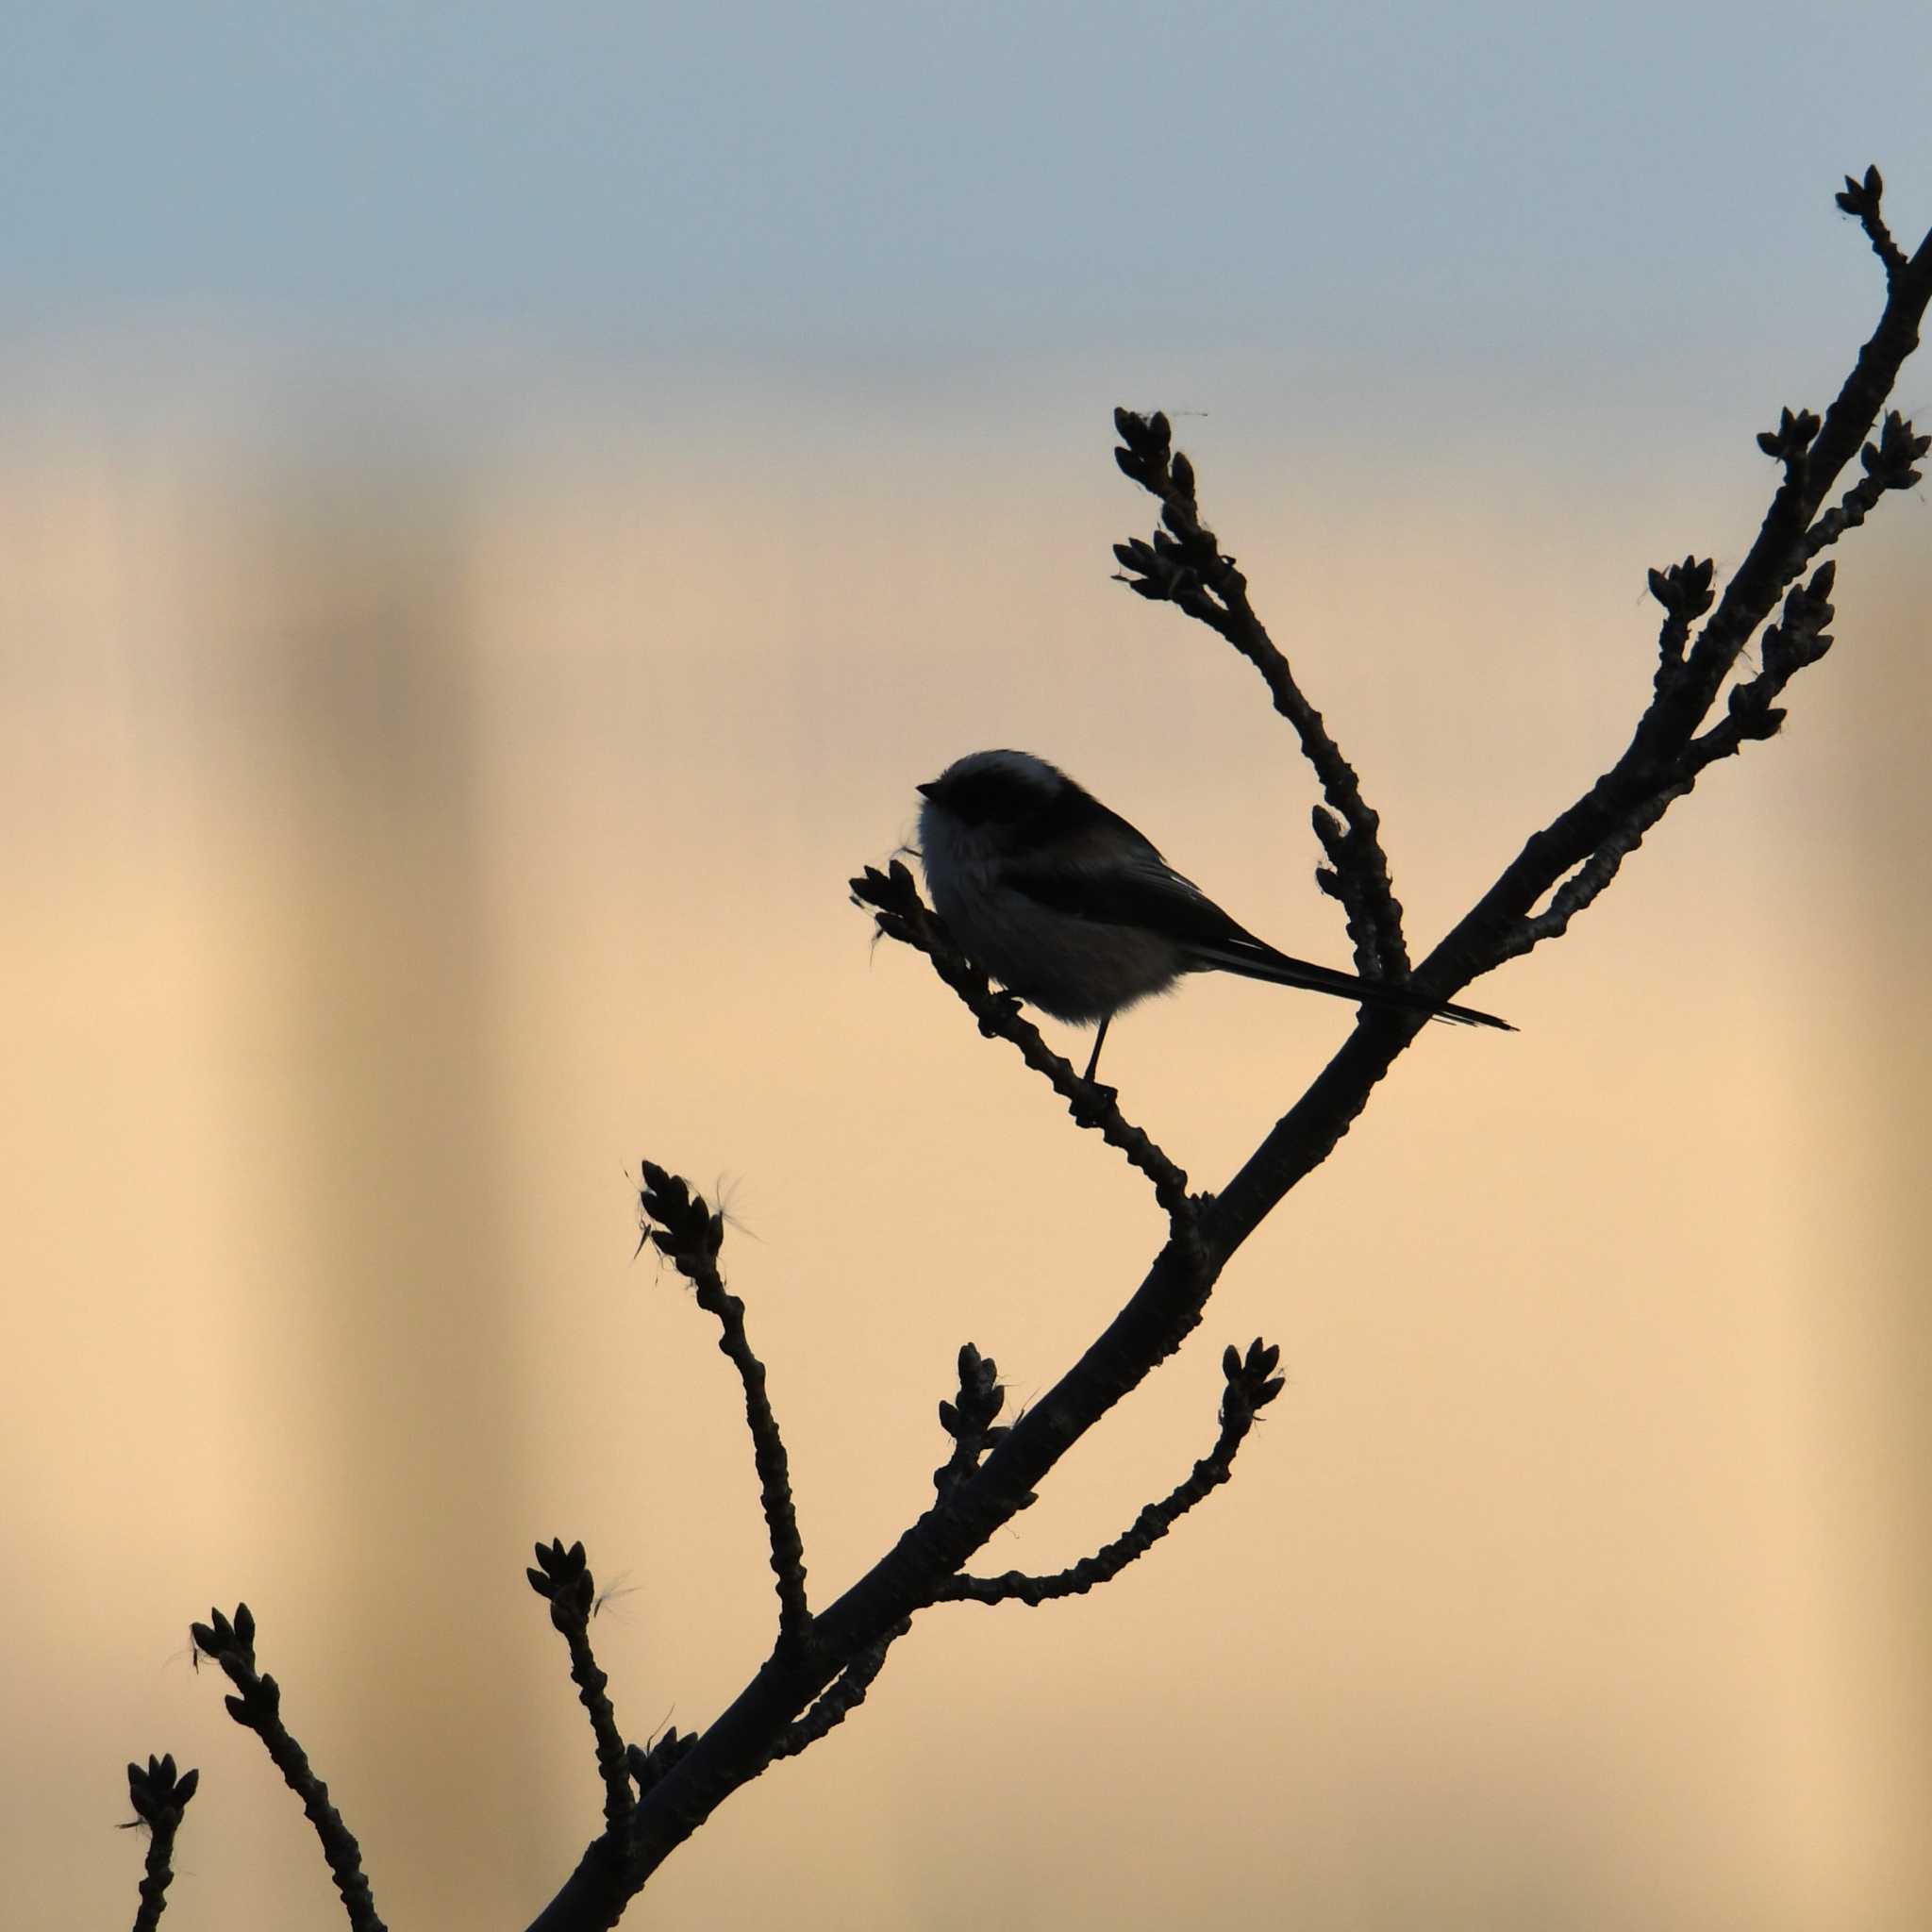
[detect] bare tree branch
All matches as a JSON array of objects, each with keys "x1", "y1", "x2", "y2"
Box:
[
  {"x1": 1111, "y1": 408, "x2": 1407, "y2": 977},
  {"x1": 1838, "y1": 163, "x2": 1910, "y2": 280},
  {"x1": 523, "y1": 1186, "x2": 1228, "y2": 1930},
  {"x1": 637, "y1": 1162, "x2": 811, "y2": 1645},
  {"x1": 1496, "y1": 782, "x2": 1690, "y2": 963},
  {"x1": 932, "y1": 1342, "x2": 1012, "y2": 1505},
  {"x1": 124, "y1": 1753, "x2": 198, "y2": 1932},
  {"x1": 527, "y1": 171, "x2": 1932, "y2": 1932},
  {"x1": 850, "y1": 860, "x2": 1198, "y2": 1224},
  {"x1": 189, "y1": 1606, "x2": 386, "y2": 1932},
  {"x1": 763, "y1": 1620, "x2": 911, "y2": 1766},
  {"x1": 1206, "y1": 172, "x2": 1932, "y2": 1261},
  {"x1": 1800, "y1": 410, "x2": 1929, "y2": 564},
  {"x1": 149, "y1": 170, "x2": 1929, "y2": 1932},
  {"x1": 935, "y1": 1339, "x2": 1285, "y2": 1606},
  {"x1": 626, "y1": 1726, "x2": 699, "y2": 1798},
  {"x1": 527, "y1": 1540, "x2": 637, "y2": 1832}
]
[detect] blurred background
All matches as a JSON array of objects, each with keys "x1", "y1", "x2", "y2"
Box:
[{"x1": 4, "y1": 5, "x2": 1930, "y2": 1927}]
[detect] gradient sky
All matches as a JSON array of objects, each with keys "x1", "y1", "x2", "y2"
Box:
[
  {"x1": 5, "y1": 2, "x2": 1930, "y2": 359},
  {"x1": 5, "y1": 8, "x2": 1931, "y2": 1930}
]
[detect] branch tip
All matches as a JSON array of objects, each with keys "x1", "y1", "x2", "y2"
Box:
[
  {"x1": 637, "y1": 1159, "x2": 725, "y2": 1275},
  {"x1": 1108, "y1": 406, "x2": 1409, "y2": 974},
  {"x1": 125, "y1": 1752, "x2": 200, "y2": 1828},
  {"x1": 186, "y1": 1604, "x2": 387, "y2": 1930},
  {"x1": 126, "y1": 1754, "x2": 199, "y2": 1932},
  {"x1": 1836, "y1": 163, "x2": 1910, "y2": 277},
  {"x1": 935, "y1": 1342, "x2": 1009, "y2": 1500},
  {"x1": 936, "y1": 1329, "x2": 1289, "y2": 1609},
  {"x1": 1221, "y1": 1337, "x2": 1286, "y2": 1421},
  {"x1": 1861, "y1": 409, "x2": 1928, "y2": 487},
  {"x1": 526, "y1": 1537, "x2": 596, "y2": 1626},
  {"x1": 634, "y1": 1158, "x2": 811, "y2": 1639},
  {"x1": 627, "y1": 1728, "x2": 699, "y2": 1797}
]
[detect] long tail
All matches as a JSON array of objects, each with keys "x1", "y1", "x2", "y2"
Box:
[{"x1": 1196, "y1": 941, "x2": 1514, "y2": 1031}]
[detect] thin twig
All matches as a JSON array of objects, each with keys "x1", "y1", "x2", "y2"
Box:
[
  {"x1": 763, "y1": 1622, "x2": 910, "y2": 1766},
  {"x1": 637, "y1": 1162, "x2": 812, "y2": 1645},
  {"x1": 1649, "y1": 194, "x2": 1929, "y2": 755},
  {"x1": 125, "y1": 1753, "x2": 198, "y2": 1932},
  {"x1": 932, "y1": 1342, "x2": 1009, "y2": 1504},
  {"x1": 526, "y1": 1540, "x2": 637, "y2": 1831},
  {"x1": 934, "y1": 1340, "x2": 1283, "y2": 1606},
  {"x1": 1111, "y1": 407, "x2": 1407, "y2": 975},
  {"x1": 1799, "y1": 410, "x2": 1928, "y2": 565},
  {"x1": 1495, "y1": 783, "x2": 1690, "y2": 963},
  {"x1": 189, "y1": 1606, "x2": 385, "y2": 1932},
  {"x1": 850, "y1": 859, "x2": 1199, "y2": 1224},
  {"x1": 1379, "y1": 178, "x2": 1932, "y2": 1115},
  {"x1": 1838, "y1": 164, "x2": 1910, "y2": 281}
]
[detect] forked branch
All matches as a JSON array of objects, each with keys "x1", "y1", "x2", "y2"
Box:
[
  {"x1": 934, "y1": 1339, "x2": 1285, "y2": 1606},
  {"x1": 1112, "y1": 409, "x2": 1408, "y2": 976},
  {"x1": 145, "y1": 169, "x2": 1927, "y2": 1932}
]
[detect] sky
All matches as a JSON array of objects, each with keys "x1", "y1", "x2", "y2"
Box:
[
  {"x1": 5, "y1": 2, "x2": 1930, "y2": 362},
  {"x1": 4, "y1": 6, "x2": 1931, "y2": 1929}
]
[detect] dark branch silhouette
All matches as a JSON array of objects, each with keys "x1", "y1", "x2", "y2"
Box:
[
  {"x1": 636, "y1": 1160, "x2": 811, "y2": 1643},
  {"x1": 124, "y1": 1753, "x2": 198, "y2": 1932},
  {"x1": 528, "y1": 1540, "x2": 636, "y2": 1831},
  {"x1": 848, "y1": 860, "x2": 1198, "y2": 1218},
  {"x1": 123, "y1": 169, "x2": 1929, "y2": 1932},
  {"x1": 1112, "y1": 413, "x2": 1407, "y2": 976},
  {"x1": 931, "y1": 1342, "x2": 1012, "y2": 1505},
  {"x1": 933, "y1": 1340, "x2": 1285, "y2": 1606},
  {"x1": 763, "y1": 1618, "x2": 911, "y2": 1766},
  {"x1": 187, "y1": 1606, "x2": 386, "y2": 1931}
]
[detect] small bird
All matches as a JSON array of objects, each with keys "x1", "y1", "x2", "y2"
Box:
[{"x1": 916, "y1": 749, "x2": 1511, "y2": 1082}]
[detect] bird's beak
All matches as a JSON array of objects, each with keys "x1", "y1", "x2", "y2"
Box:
[{"x1": 916, "y1": 781, "x2": 939, "y2": 798}]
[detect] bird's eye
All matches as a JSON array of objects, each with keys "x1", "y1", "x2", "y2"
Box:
[{"x1": 947, "y1": 776, "x2": 1006, "y2": 823}]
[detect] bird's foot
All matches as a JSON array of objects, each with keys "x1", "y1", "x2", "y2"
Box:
[{"x1": 1070, "y1": 1078, "x2": 1119, "y2": 1124}]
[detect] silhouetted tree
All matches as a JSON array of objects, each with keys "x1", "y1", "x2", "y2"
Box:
[{"x1": 124, "y1": 168, "x2": 1930, "y2": 1931}]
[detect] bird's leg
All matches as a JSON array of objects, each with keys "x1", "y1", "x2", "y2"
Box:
[{"x1": 1081, "y1": 1014, "x2": 1112, "y2": 1085}]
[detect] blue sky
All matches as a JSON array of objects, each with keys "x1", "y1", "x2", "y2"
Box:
[{"x1": 4, "y1": 1, "x2": 1929, "y2": 362}]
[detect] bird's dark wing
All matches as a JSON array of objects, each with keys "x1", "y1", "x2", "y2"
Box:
[
  {"x1": 1007, "y1": 854, "x2": 1263, "y2": 951},
  {"x1": 1011, "y1": 857, "x2": 1513, "y2": 1031}
]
